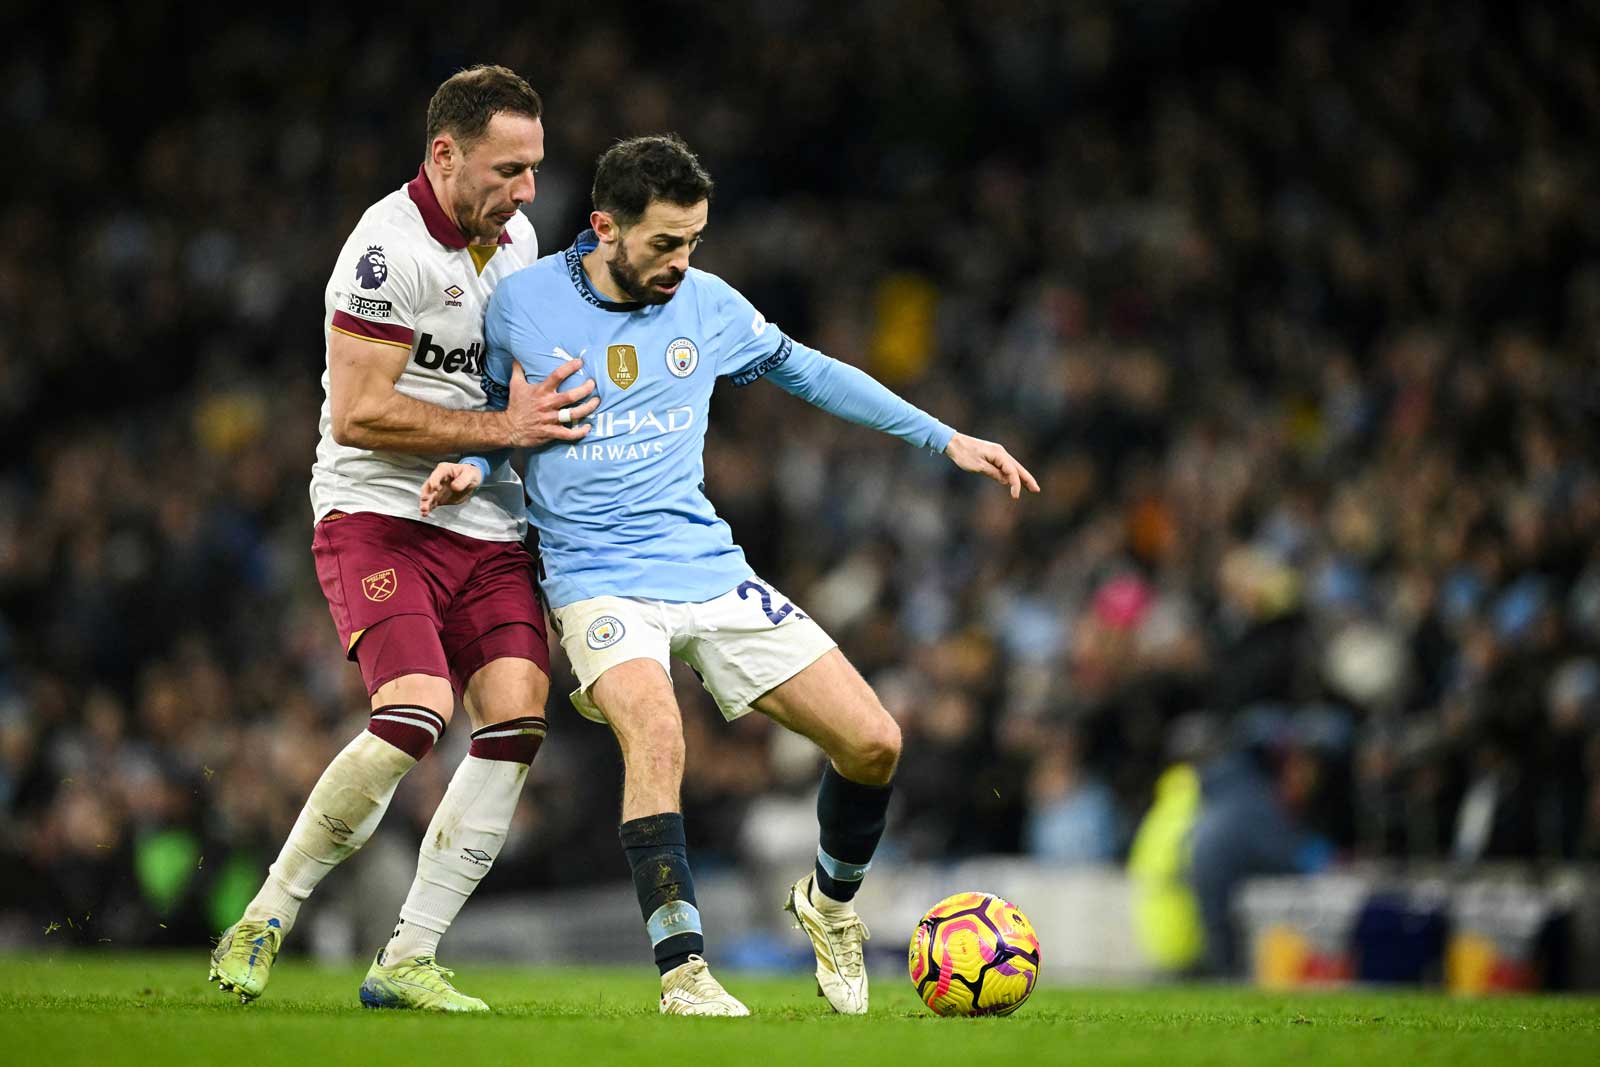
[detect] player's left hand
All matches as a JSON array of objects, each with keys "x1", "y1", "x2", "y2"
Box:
[
  {"x1": 419, "y1": 461, "x2": 484, "y2": 516},
  {"x1": 944, "y1": 433, "x2": 1040, "y2": 499}
]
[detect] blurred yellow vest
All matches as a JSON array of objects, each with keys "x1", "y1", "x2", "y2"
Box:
[{"x1": 1127, "y1": 764, "x2": 1204, "y2": 971}]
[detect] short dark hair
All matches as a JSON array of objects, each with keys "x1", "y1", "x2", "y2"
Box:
[
  {"x1": 591, "y1": 135, "x2": 714, "y2": 228},
  {"x1": 424, "y1": 65, "x2": 542, "y2": 155}
]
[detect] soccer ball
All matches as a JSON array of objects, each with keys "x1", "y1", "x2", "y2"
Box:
[{"x1": 908, "y1": 891, "x2": 1041, "y2": 1016}]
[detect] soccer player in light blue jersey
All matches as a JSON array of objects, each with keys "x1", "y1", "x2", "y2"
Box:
[{"x1": 419, "y1": 135, "x2": 1038, "y2": 1016}]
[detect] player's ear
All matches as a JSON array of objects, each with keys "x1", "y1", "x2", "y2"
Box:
[
  {"x1": 591, "y1": 210, "x2": 618, "y2": 243},
  {"x1": 431, "y1": 134, "x2": 456, "y2": 174}
]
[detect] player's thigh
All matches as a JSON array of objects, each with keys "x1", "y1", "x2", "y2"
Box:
[
  {"x1": 752, "y1": 647, "x2": 900, "y2": 767},
  {"x1": 436, "y1": 539, "x2": 551, "y2": 730},
  {"x1": 549, "y1": 596, "x2": 674, "y2": 725},
  {"x1": 352, "y1": 614, "x2": 455, "y2": 721},
  {"x1": 313, "y1": 511, "x2": 455, "y2": 713},
  {"x1": 311, "y1": 512, "x2": 452, "y2": 639},
  {"x1": 680, "y1": 577, "x2": 837, "y2": 722}
]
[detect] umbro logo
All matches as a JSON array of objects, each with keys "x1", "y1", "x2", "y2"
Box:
[
  {"x1": 462, "y1": 848, "x2": 492, "y2": 866},
  {"x1": 321, "y1": 815, "x2": 353, "y2": 837},
  {"x1": 444, "y1": 284, "x2": 464, "y2": 308}
]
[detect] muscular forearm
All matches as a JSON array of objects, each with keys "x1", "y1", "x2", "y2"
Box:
[{"x1": 334, "y1": 390, "x2": 515, "y2": 453}]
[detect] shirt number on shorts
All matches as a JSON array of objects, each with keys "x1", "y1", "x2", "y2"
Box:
[{"x1": 737, "y1": 580, "x2": 806, "y2": 626}]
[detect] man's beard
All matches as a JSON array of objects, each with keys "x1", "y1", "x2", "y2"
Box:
[
  {"x1": 453, "y1": 196, "x2": 505, "y2": 243},
  {"x1": 607, "y1": 248, "x2": 683, "y2": 305}
]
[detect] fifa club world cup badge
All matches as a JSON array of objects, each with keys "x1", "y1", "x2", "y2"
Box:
[
  {"x1": 607, "y1": 345, "x2": 639, "y2": 389},
  {"x1": 355, "y1": 246, "x2": 388, "y2": 290},
  {"x1": 361, "y1": 568, "x2": 397, "y2": 602},
  {"x1": 666, "y1": 337, "x2": 699, "y2": 378}
]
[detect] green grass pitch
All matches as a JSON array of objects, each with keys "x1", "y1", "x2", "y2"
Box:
[{"x1": 1, "y1": 953, "x2": 1596, "y2": 1066}]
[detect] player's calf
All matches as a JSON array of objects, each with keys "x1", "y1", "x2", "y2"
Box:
[
  {"x1": 210, "y1": 700, "x2": 447, "y2": 1002},
  {"x1": 620, "y1": 811, "x2": 705, "y2": 975},
  {"x1": 379, "y1": 713, "x2": 547, "y2": 971}
]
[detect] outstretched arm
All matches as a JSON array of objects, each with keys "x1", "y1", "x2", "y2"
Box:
[{"x1": 757, "y1": 342, "x2": 1040, "y2": 498}]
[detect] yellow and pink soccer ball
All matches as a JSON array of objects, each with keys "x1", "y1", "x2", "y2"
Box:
[{"x1": 908, "y1": 891, "x2": 1041, "y2": 1016}]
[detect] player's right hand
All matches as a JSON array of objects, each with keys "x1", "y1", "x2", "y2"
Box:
[
  {"x1": 506, "y1": 357, "x2": 599, "y2": 446},
  {"x1": 419, "y1": 462, "x2": 484, "y2": 516}
]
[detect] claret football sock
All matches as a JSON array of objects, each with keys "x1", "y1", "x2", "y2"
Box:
[
  {"x1": 620, "y1": 812, "x2": 703, "y2": 974},
  {"x1": 242, "y1": 706, "x2": 445, "y2": 934},
  {"x1": 383, "y1": 715, "x2": 545, "y2": 963},
  {"x1": 813, "y1": 763, "x2": 893, "y2": 906}
]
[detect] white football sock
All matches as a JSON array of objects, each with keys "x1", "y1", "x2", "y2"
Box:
[
  {"x1": 241, "y1": 727, "x2": 425, "y2": 934},
  {"x1": 383, "y1": 750, "x2": 531, "y2": 962},
  {"x1": 810, "y1": 875, "x2": 857, "y2": 917}
]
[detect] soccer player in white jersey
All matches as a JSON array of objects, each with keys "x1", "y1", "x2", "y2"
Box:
[
  {"x1": 420, "y1": 135, "x2": 1038, "y2": 1015},
  {"x1": 209, "y1": 65, "x2": 599, "y2": 1011}
]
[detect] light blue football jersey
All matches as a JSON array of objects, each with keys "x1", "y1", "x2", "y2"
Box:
[{"x1": 477, "y1": 229, "x2": 953, "y2": 608}]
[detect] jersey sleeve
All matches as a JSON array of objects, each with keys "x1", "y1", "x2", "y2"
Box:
[
  {"x1": 328, "y1": 227, "x2": 424, "y2": 350},
  {"x1": 762, "y1": 340, "x2": 956, "y2": 453},
  {"x1": 707, "y1": 275, "x2": 789, "y2": 381}
]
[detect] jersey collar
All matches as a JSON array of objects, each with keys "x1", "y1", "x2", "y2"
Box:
[
  {"x1": 406, "y1": 166, "x2": 514, "y2": 249},
  {"x1": 565, "y1": 229, "x2": 645, "y2": 312}
]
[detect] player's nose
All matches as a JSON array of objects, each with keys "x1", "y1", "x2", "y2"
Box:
[{"x1": 511, "y1": 169, "x2": 535, "y2": 205}]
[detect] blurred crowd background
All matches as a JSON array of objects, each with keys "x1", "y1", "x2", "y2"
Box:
[{"x1": 3, "y1": 0, "x2": 1599, "y2": 971}]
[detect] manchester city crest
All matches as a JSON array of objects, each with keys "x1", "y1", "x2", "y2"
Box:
[
  {"x1": 666, "y1": 337, "x2": 699, "y2": 378},
  {"x1": 586, "y1": 615, "x2": 626, "y2": 650}
]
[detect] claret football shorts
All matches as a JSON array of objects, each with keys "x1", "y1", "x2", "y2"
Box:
[
  {"x1": 551, "y1": 576, "x2": 836, "y2": 722},
  {"x1": 312, "y1": 510, "x2": 550, "y2": 695}
]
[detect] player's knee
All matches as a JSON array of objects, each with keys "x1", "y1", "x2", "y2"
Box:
[
  {"x1": 370, "y1": 672, "x2": 456, "y2": 726},
  {"x1": 847, "y1": 713, "x2": 901, "y2": 785},
  {"x1": 614, "y1": 708, "x2": 686, "y2": 772},
  {"x1": 465, "y1": 662, "x2": 550, "y2": 731}
]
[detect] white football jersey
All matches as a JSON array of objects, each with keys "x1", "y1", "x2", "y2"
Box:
[{"x1": 310, "y1": 167, "x2": 538, "y2": 541}]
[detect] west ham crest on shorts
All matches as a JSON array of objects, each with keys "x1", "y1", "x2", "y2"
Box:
[
  {"x1": 586, "y1": 615, "x2": 625, "y2": 649},
  {"x1": 362, "y1": 568, "x2": 397, "y2": 602},
  {"x1": 666, "y1": 337, "x2": 699, "y2": 378}
]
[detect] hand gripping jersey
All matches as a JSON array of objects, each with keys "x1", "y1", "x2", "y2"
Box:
[
  {"x1": 475, "y1": 229, "x2": 954, "y2": 608},
  {"x1": 310, "y1": 167, "x2": 539, "y2": 541}
]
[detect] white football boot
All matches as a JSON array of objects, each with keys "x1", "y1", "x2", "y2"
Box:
[
  {"x1": 659, "y1": 954, "x2": 751, "y2": 1016},
  {"x1": 784, "y1": 874, "x2": 870, "y2": 1014}
]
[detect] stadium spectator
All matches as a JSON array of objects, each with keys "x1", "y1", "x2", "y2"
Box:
[{"x1": 3, "y1": 0, "x2": 1599, "y2": 946}]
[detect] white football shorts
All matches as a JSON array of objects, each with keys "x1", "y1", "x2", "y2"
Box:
[{"x1": 550, "y1": 576, "x2": 837, "y2": 723}]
